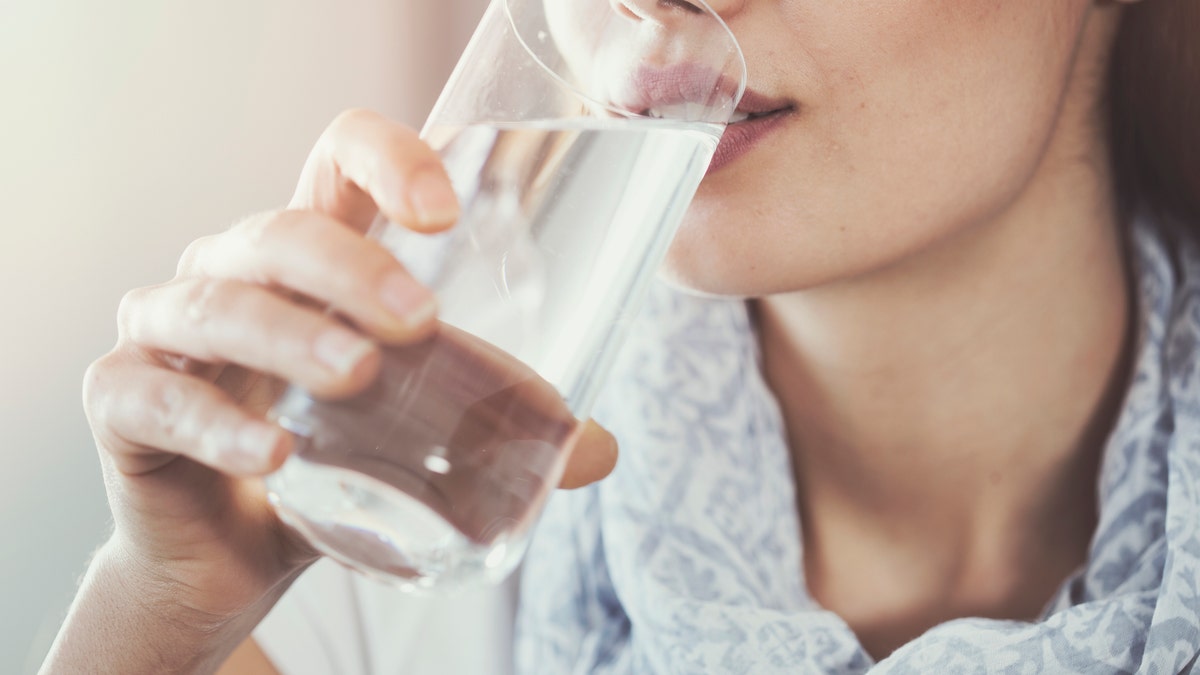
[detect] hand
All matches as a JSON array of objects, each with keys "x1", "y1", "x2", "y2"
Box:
[{"x1": 79, "y1": 109, "x2": 619, "y2": 628}]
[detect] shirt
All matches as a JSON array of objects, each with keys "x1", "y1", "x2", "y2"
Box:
[
  {"x1": 516, "y1": 212, "x2": 1200, "y2": 673},
  {"x1": 256, "y1": 213, "x2": 1200, "y2": 674}
]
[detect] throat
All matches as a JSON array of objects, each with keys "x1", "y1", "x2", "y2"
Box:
[
  {"x1": 798, "y1": 480, "x2": 1098, "y2": 661},
  {"x1": 757, "y1": 292, "x2": 1123, "y2": 660},
  {"x1": 747, "y1": 203, "x2": 1134, "y2": 659}
]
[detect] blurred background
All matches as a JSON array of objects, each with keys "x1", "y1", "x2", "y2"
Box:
[{"x1": 0, "y1": 1, "x2": 486, "y2": 670}]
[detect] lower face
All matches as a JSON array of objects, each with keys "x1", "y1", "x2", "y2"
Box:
[{"x1": 651, "y1": 1, "x2": 1099, "y2": 297}]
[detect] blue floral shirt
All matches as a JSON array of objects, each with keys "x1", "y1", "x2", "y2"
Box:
[{"x1": 516, "y1": 215, "x2": 1200, "y2": 674}]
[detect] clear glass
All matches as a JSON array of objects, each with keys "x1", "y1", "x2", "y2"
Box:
[{"x1": 266, "y1": 0, "x2": 745, "y2": 593}]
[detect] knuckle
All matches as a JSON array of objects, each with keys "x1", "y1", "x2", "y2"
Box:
[
  {"x1": 366, "y1": 253, "x2": 408, "y2": 299},
  {"x1": 328, "y1": 107, "x2": 378, "y2": 138},
  {"x1": 236, "y1": 208, "x2": 289, "y2": 249},
  {"x1": 82, "y1": 353, "x2": 117, "y2": 422},
  {"x1": 175, "y1": 235, "x2": 213, "y2": 277},
  {"x1": 393, "y1": 140, "x2": 438, "y2": 172},
  {"x1": 384, "y1": 134, "x2": 431, "y2": 169},
  {"x1": 143, "y1": 376, "x2": 190, "y2": 442},
  {"x1": 116, "y1": 286, "x2": 151, "y2": 341},
  {"x1": 241, "y1": 209, "x2": 325, "y2": 285},
  {"x1": 82, "y1": 352, "x2": 147, "y2": 454},
  {"x1": 182, "y1": 277, "x2": 232, "y2": 335},
  {"x1": 328, "y1": 108, "x2": 423, "y2": 173},
  {"x1": 354, "y1": 247, "x2": 397, "y2": 294},
  {"x1": 331, "y1": 249, "x2": 400, "y2": 314}
]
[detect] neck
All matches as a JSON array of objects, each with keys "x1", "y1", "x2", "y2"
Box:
[{"x1": 755, "y1": 64, "x2": 1133, "y2": 643}]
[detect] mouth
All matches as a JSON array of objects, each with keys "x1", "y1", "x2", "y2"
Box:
[
  {"x1": 613, "y1": 63, "x2": 743, "y2": 123},
  {"x1": 726, "y1": 87, "x2": 795, "y2": 123},
  {"x1": 619, "y1": 71, "x2": 794, "y2": 126},
  {"x1": 607, "y1": 65, "x2": 794, "y2": 173},
  {"x1": 706, "y1": 90, "x2": 796, "y2": 175},
  {"x1": 726, "y1": 106, "x2": 793, "y2": 124}
]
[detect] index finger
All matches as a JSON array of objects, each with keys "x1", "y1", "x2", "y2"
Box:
[{"x1": 290, "y1": 108, "x2": 460, "y2": 233}]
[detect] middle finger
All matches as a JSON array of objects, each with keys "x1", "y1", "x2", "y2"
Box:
[
  {"x1": 178, "y1": 208, "x2": 436, "y2": 343},
  {"x1": 121, "y1": 276, "x2": 381, "y2": 398}
]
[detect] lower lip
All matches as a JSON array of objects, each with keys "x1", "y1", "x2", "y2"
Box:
[{"x1": 706, "y1": 110, "x2": 793, "y2": 175}]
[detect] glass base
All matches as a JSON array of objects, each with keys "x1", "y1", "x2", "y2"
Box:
[{"x1": 266, "y1": 455, "x2": 527, "y2": 594}]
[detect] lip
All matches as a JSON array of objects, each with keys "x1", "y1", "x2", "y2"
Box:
[
  {"x1": 607, "y1": 64, "x2": 794, "y2": 174},
  {"x1": 732, "y1": 87, "x2": 794, "y2": 116},
  {"x1": 611, "y1": 63, "x2": 743, "y2": 122},
  {"x1": 707, "y1": 104, "x2": 795, "y2": 174}
]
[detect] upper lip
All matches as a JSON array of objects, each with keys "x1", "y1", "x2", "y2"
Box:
[
  {"x1": 612, "y1": 63, "x2": 792, "y2": 122},
  {"x1": 733, "y1": 88, "x2": 795, "y2": 118}
]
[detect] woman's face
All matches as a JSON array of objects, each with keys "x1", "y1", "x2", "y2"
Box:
[{"x1": 555, "y1": 0, "x2": 1120, "y2": 296}]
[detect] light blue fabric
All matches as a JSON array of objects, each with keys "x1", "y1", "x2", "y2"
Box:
[{"x1": 515, "y1": 215, "x2": 1200, "y2": 674}]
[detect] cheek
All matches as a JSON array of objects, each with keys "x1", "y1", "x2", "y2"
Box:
[
  {"x1": 663, "y1": 1, "x2": 1091, "y2": 296},
  {"x1": 833, "y1": 2, "x2": 1085, "y2": 188}
]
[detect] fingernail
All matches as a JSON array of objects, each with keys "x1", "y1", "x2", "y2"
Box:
[
  {"x1": 232, "y1": 423, "x2": 281, "y2": 472},
  {"x1": 314, "y1": 328, "x2": 375, "y2": 375},
  {"x1": 381, "y1": 274, "x2": 437, "y2": 328},
  {"x1": 408, "y1": 169, "x2": 460, "y2": 227}
]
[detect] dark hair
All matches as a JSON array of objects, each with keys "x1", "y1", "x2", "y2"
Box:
[{"x1": 1111, "y1": 0, "x2": 1200, "y2": 228}]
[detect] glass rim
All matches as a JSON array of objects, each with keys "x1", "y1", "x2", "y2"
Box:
[{"x1": 503, "y1": 0, "x2": 748, "y2": 123}]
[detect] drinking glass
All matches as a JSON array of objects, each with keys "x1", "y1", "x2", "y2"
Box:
[{"x1": 266, "y1": 0, "x2": 745, "y2": 592}]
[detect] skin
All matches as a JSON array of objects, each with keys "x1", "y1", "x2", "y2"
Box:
[
  {"x1": 688, "y1": 0, "x2": 1134, "y2": 659},
  {"x1": 42, "y1": 111, "x2": 618, "y2": 674},
  {"x1": 45, "y1": 0, "x2": 1145, "y2": 671}
]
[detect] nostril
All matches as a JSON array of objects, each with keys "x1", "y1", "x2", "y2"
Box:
[
  {"x1": 613, "y1": 1, "x2": 640, "y2": 20},
  {"x1": 616, "y1": 0, "x2": 705, "y2": 21},
  {"x1": 658, "y1": 0, "x2": 704, "y2": 14}
]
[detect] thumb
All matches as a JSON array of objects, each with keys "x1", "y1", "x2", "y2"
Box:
[{"x1": 558, "y1": 419, "x2": 619, "y2": 489}]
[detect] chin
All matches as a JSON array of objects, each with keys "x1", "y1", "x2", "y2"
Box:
[
  {"x1": 657, "y1": 235, "x2": 775, "y2": 299},
  {"x1": 659, "y1": 177, "x2": 822, "y2": 298},
  {"x1": 659, "y1": 220, "x2": 905, "y2": 299}
]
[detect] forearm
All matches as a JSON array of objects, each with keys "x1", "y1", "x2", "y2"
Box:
[{"x1": 40, "y1": 541, "x2": 287, "y2": 675}]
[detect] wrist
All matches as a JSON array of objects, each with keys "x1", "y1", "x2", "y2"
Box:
[
  {"x1": 104, "y1": 525, "x2": 314, "y2": 621},
  {"x1": 98, "y1": 538, "x2": 243, "y2": 635},
  {"x1": 41, "y1": 538, "x2": 299, "y2": 674}
]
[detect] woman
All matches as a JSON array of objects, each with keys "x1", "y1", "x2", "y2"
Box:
[{"x1": 43, "y1": 0, "x2": 1200, "y2": 672}]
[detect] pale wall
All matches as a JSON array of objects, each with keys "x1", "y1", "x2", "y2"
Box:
[{"x1": 0, "y1": 1, "x2": 486, "y2": 670}]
